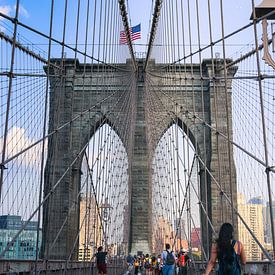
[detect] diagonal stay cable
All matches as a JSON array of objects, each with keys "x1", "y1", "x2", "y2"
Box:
[
  {"x1": 118, "y1": 0, "x2": 137, "y2": 70},
  {"x1": 0, "y1": 75, "x2": 134, "y2": 167},
  {"x1": 146, "y1": 76, "x2": 210, "y2": 261},
  {"x1": 146, "y1": 73, "x2": 274, "y2": 264},
  {"x1": 146, "y1": 73, "x2": 275, "y2": 173},
  {"x1": 0, "y1": 12, "x2": 131, "y2": 73},
  {"x1": 147, "y1": 80, "x2": 216, "y2": 234},
  {"x1": 144, "y1": 0, "x2": 163, "y2": 71},
  {"x1": 0, "y1": 31, "x2": 60, "y2": 69},
  {"x1": 60, "y1": 72, "x2": 135, "y2": 263},
  {"x1": 159, "y1": 9, "x2": 275, "y2": 69},
  {"x1": 0, "y1": 75, "x2": 134, "y2": 259}
]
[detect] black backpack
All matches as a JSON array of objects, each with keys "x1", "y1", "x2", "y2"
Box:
[
  {"x1": 165, "y1": 250, "x2": 175, "y2": 265},
  {"x1": 218, "y1": 240, "x2": 241, "y2": 275}
]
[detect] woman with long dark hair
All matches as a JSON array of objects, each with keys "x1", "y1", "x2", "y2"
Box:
[{"x1": 205, "y1": 223, "x2": 246, "y2": 275}]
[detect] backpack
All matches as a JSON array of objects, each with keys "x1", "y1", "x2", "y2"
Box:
[
  {"x1": 218, "y1": 240, "x2": 241, "y2": 275},
  {"x1": 144, "y1": 258, "x2": 151, "y2": 269},
  {"x1": 179, "y1": 255, "x2": 186, "y2": 267},
  {"x1": 165, "y1": 250, "x2": 175, "y2": 265},
  {"x1": 134, "y1": 260, "x2": 139, "y2": 267},
  {"x1": 151, "y1": 258, "x2": 157, "y2": 269}
]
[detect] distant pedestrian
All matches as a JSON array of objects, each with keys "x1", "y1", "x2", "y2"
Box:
[
  {"x1": 205, "y1": 223, "x2": 246, "y2": 275},
  {"x1": 134, "y1": 256, "x2": 140, "y2": 275},
  {"x1": 95, "y1": 246, "x2": 108, "y2": 275},
  {"x1": 156, "y1": 254, "x2": 162, "y2": 274},
  {"x1": 161, "y1": 243, "x2": 176, "y2": 275},
  {"x1": 127, "y1": 254, "x2": 135, "y2": 265},
  {"x1": 177, "y1": 250, "x2": 189, "y2": 275},
  {"x1": 144, "y1": 254, "x2": 152, "y2": 275},
  {"x1": 151, "y1": 256, "x2": 158, "y2": 275},
  {"x1": 126, "y1": 254, "x2": 135, "y2": 274}
]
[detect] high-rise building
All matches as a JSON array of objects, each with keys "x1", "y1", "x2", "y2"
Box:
[
  {"x1": 173, "y1": 218, "x2": 188, "y2": 252},
  {"x1": 0, "y1": 215, "x2": 41, "y2": 259},
  {"x1": 174, "y1": 218, "x2": 186, "y2": 239},
  {"x1": 78, "y1": 195, "x2": 101, "y2": 261},
  {"x1": 237, "y1": 194, "x2": 264, "y2": 261},
  {"x1": 152, "y1": 217, "x2": 174, "y2": 253},
  {"x1": 191, "y1": 227, "x2": 201, "y2": 251},
  {"x1": 248, "y1": 196, "x2": 263, "y2": 205},
  {"x1": 264, "y1": 201, "x2": 275, "y2": 245}
]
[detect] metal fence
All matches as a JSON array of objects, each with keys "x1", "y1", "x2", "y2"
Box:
[{"x1": 0, "y1": 259, "x2": 126, "y2": 274}]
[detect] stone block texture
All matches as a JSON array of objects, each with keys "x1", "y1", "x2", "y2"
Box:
[{"x1": 42, "y1": 58, "x2": 237, "y2": 259}]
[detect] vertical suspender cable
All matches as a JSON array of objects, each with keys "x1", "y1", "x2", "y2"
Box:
[
  {"x1": 195, "y1": 0, "x2": 211, "y2": 257},
  {"x1": 0, "y1": 0, "x2": 20, "y2": 199},
  {"x1": 251, "y1": 0, "x2": 275, "y2": 256},
  {"x1": 144, "y1": 0, "x2": 163, "y2": 71},
  {"x1": 35, "y1": 0, "x2": 59, "y2": 269},
  {"x1": 43, "y1": 0, "x2": 56, "y2": 264},
  {"x1": 207, "y1": 0, "x2": 224, "y2": 225},
  {"x1": 219, "y1": 0, "x2": 236, "y2": 227},
  {"x1": 118, "y1": 0, "x2": 137, "y2": 70}
]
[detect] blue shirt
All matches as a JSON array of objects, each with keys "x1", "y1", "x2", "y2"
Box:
[{"x1": 161, "y1": 250, "x2": 175, "y2": 265}]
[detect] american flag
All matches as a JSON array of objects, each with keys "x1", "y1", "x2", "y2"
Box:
[{"x1": 120, "y1": 24, "x2": 141, "y2": 44}]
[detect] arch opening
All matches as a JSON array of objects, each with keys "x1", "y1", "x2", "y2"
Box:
[
  {"x1": 151, "y1": 123, "x2": 204, "y2": 260},
  {"x1": 78, "y1": 123, "x2": 129, "y2": 260}
]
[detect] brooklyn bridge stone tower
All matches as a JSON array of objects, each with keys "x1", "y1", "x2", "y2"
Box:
[{"x1": 42, "y1": 57, "x2": 237, "y2": 259}]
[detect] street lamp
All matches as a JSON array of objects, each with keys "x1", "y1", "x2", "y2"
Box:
[
  {"x1": 250, "y1": 0, "x2": 275, "y2": 69},
  {"x1": 250, "y1": 0, "x2": 275, "y2": 19},
  {"x1": 100, "y1": 199, "x2": 112, "y2": 248}
]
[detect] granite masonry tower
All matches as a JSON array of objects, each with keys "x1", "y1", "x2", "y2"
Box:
[{"x1": 42, "y1": 58, "x2": 237, "y2": 259}]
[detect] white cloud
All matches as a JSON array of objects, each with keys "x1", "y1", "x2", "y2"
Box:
[
  {"x1": 14, "y1": 4, "x2": 29, "y2": 18},
  {"x1": 0, "y1": 126, "x2": 46, "y2": 167},
  {"x1": 0, "y1": 4, "x2": 29, "y2": 19},
  {"x1": 0, "y1": 5, "x2": 12, "y2": 17},
  {"x1": 0, "y1": 4, "x2": 29, "y2": 31},
  {"x1": 0, "y1": 6, "x2": 12, "y2": 31}
]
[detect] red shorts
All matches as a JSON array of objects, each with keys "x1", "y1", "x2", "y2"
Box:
[{"x1": 97, "y1": 263, "x2": 107, "y2": 273}]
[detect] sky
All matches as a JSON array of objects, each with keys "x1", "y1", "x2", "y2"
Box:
[
  {"x1": 0, "y1": 0, "x2": 263, "y2": 57},
  {"x1": 127, "y1": 0, "x2": 263, "y2": 58},
  {"x1": 0, "y1": 0, "x2": 273, "y2": 209},
  {"x1": 0, "y1": 0, "x2": 275, "y2": 258},
  {"x1": 0, "y1": 3, "x2": 274, "y2": 260}
]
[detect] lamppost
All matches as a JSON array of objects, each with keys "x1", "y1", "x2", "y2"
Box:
[
  {"x1": 100, "y1": 199, "x2": 112, "y2": 249},
  {"x1": 250, "y1": 0, "x2": 275, "y2": 68}
]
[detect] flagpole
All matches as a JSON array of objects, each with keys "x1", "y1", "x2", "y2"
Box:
[{"x1": 118, "y1": 0, "x2": 137, "y2": 71}]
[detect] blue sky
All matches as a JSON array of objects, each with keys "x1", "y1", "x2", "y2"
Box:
[
  {"x1": 0, "y1": 1, "x2": 274, "y2": 252},
  {"x1": 1, "y1": 0, "x2": 273, "y2": 202},
  {"x1": 130, "y1": 1, "x2": 250, "y2": 43},
  {"x1": 0, "y1": 0, "x2": 263, "y2": 58},
  {"x1": 127, "y1": 0, "x2": 262, "y2": 57}
]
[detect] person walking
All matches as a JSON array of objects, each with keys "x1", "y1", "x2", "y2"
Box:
[
  {"x1": 205, "y1": 223, "x2": 246, "y2": 275},
  {"x1": 156, "y1": 254, "x2": 162, "y2": 274},
  {"x1": 178, "y1": 250, "x2": 189, "y2": 275},
  {"x1": 126, "y1": 254, "x2": 135, "y2": 274},
  {"x1": 151, "y1": 256, "x2": 158, "y2": 275},
  {"x1": 133, "y1": 256, "x2": 140, "y2": 275},
  {"x1": 161, "y1": 243, "x2": 176, "y2": 275},
  {"x1": 144, "y1": 254, "x2": 152, "y2": 275},
  {"x1": 95, "y1": 246, "x2": 108, "y2": 275}
]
